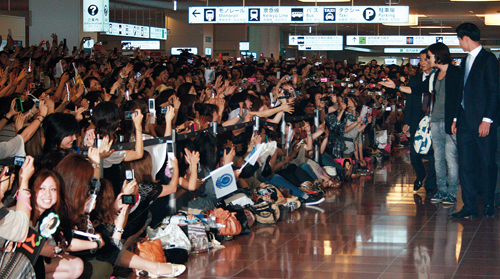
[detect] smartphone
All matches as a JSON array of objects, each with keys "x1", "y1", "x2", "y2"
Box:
[
  {"x1": 13, "y1": 156, "x2": 25, "y2": 167},
  {"x1": 248, "y1": 78, "x2": 256, "y2": 83},
  {"x1": 161, "y1": 106, "x2": 167, "y2": 114},
  {"x1": 124, "y1": 111, "x2": 136, "y2": 120},
  {"x1": 86, "y1": 178, "x2": 100, "y2": 213},
  {"x1": 121, "y1": 194, "x2": 136, "y2": 205},
  {"x1": 385, "y1": 106, "x2": 392, "y2": 111},
  {"x1": 302, "y1": 57, "x2": 306, "y2": 60},
  {"x1": 166, "y1": 140, "x2": 174, "y2": 171},
  {"x1": 348, "y1": 84, "x2": 354, "y2": 88},
  {"x1": 359, "y1": 80, "x2": 364, "y2": 84},
  {"x1": 343, "y1": 97, "x2": 349, "y2": 105},
  {"x1": 125, "y1": 169, "x2": 134, "y2": 182},
  {"x1": 345, "y1": 78, "x2": 351, "y2": 82},
  {"x1": 135, "y1": 72, "x2": 142, "y2": 80},
  {"x1": 84, "y1": 109, "x2": 92, "y2": 117},
  {"x1": 15, "y1": 97, "x2": 23, "y2": 113},
  {"x1": 320, "y1": 78, "x2": 328, "y2": 83},
  {"x1": 341, "y1": 82, "x2": 347, "y2": 87},
  {"x1": 148, "y1": 98, "x2": 155, "y2": 112}
]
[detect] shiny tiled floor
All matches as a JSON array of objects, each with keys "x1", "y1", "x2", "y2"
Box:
[{"x1": 142, "y1": 148, "x2": 500, "y2": 278}]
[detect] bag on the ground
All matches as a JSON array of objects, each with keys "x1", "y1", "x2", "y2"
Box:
[
  {"x1": 227, "y1": 205, "x2": 252, "y2": 235},
  {"x1": 213, "y1": 208, "x2": 242, "y2": 236},
  {"x1": 147, "y1": 223, "x2": 191, "y2": 264},
  {"x1": 250, "y1": 201, "x2": 280, "y2": 225},
  {"x1": 375, "y1": 130, "x2": 388, "y2": 150},
  {"x1": 134, "y1": 238, "x2": 167, "y2": 263},
  {"x1": 254, "y1": 184, "x2": 286, "y2": 205},
  {"x1": 186, "y1": 222, "x2": 209, "y2": 254}
]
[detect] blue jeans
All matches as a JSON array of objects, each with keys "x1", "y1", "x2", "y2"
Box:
[
  {"x1": 431, "y1": 121, "x2": 459, "y2": 197},
  {"x1": 258, "y1": 174, "x2": 306, "y2": 199},
  {"x1": 300, "y1": 164, "x2": 318, "y2": 180}
]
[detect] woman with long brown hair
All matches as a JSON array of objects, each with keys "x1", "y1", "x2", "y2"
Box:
[{"x1": 55, "y1": 153, "x2": 185, "y2": 278}]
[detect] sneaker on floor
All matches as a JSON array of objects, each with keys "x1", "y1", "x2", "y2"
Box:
[
  {"x1": 300, "y1": 194, "x2": 325, "y2": 206},
  {"x1": 441, "y1": 195, "x2": 457, "y2": 205},
  {"x1": 431, "y1": 191, "x2": 447, "y2": 203},
  {"x1": 304, "y1": 205, "x2": 325, "y2": 213}
]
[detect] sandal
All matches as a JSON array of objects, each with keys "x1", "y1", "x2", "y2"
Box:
[{"x1": 145, "y1": 262, "x2": 186, "y2": 278}]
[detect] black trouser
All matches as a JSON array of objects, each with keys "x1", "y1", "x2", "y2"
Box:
[
  {"x1": 457, "y1": 109, "x2": 497, "y2": 213},
  {"x1": 276, "y1": 164, "x2": 315, "y2": 186},
  {"x1": 409, "y1": 137, "x2": 437, "y2": 192}
]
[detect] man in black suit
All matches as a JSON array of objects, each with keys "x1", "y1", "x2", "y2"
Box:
[
  {"x1": 403, "y1": 50, "x2": 437, "y2": 196},
  {"x1": 450, "y1": 23, "x2": 500, "y2": 219}
]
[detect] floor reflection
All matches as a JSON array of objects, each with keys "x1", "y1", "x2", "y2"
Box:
[{"x1": 137, "y1": 148, "x2": 500, "y2": 278}]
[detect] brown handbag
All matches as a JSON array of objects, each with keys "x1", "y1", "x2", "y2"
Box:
[
  {"x1": 135, "y1": 238, "x2": 167, "y2": 263},
  {"x1": 214, "y1": 208, "x2": 242, "y2": 236}
]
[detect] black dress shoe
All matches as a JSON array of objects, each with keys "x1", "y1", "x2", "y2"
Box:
[
  {"x1": 414, "y1": 180, "x2": 423, "y2": 191},
  {"x1": 484, "y1": 205, "x2": 495, "y2": 218},
  {"x1": 449, "y1": 209, "x2": 479, "y2": 219}
]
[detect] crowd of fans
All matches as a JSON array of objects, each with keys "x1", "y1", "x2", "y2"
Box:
[{"x1": 0, "y1": 33, "x2": 416, "y2": 278}]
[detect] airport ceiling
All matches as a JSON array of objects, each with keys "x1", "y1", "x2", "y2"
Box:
[{"x1": 112, "y1": 0, "x2": 500, "y2": 42}]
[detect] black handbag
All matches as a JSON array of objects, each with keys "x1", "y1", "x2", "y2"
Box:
[{"x1": 226, "y1": 205, "x2": 251, "y2": 235}]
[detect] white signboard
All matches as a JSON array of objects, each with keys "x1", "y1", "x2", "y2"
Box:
[
  {"x1": 83, "y1": 0, "x2": 110, "y2": 32},
  {"x1": 384, "y1": 47, "x2": 467, "y2": 54},
  {"x1": 347, "y1": 35, "x2": 460, "y2": 46},
  {"x1": 150, "y1": 27, "x2": 167, "y2": 40},
  {"x1": 106, "y1": 22, "x2": 149, "y2": 39},
  {"x1": 171, "y1": 47, "x2": 198, "y2": 55},
  {"x1": 189, "y1": 6, "x2": 409, "y2": 24},
  {"x1": 289, "y1": 35, "x2": 343, "y2": 51},
  {"x1": 239, "y1": 41, "x2": 250, "y2": 51},
  {"x1": 121, "y1": 40, "x2": 160, "y2": 50}
]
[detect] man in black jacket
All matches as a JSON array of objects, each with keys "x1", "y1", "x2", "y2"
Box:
[
  {"x1": 379, "y1": 50, "x2": 437, "y2": 196},
  {"x1": 450, "y1": 23, "x2": 500, "y2": 219},
  {"x1": 403, "y1": 50, "x2": 437, "y2": 196}
]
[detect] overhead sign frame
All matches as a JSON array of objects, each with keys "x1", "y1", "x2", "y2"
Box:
[
  {"x1": 189, "y1": 6, "x2": 409, "y2": 24},
  {"x1": 347, "y1": 35, "x2": 460, "y2": 46},
  {"x1": 289, "y1": 35, "x2": 343, "y2": 51}
]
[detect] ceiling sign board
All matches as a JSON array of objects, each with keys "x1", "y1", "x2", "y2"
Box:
[
  {"x1": 150, "y1": 27, "x2": 168, "y2": 40},
  {"x1": 189, "y1": 6, "x2": 409, "y2": 24},
  {"x1": 121, "y1": 40, "x2": 161, "y2": 50},
  {"x1": 106, "y1": 22, "x2": 149, "y2": 39},
  {"x1": 347, "y1": 35, "x2": 459, "y2": 46},
  {"x1": 289, "y1": 35, "x2": 343, "y2": 51},
  {"x1": 385, "y1": 47, "x2": 467, "y2": 54},
  {"x1": 171, "y1": 47, "x2": 198, "y2": 55},
  {"x1": 83, "y1": 0, "x2": 110, "y2": 32}
]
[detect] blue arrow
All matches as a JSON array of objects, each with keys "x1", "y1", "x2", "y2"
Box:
[{"x1": 192, "y1": 9, "x2": 200, "y2": 17}]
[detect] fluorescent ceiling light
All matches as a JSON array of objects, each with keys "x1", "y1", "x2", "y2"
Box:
[
  {"x1": 429, "y1": 32, "x2": 457, "y2": 35},
  {"x1": 298, "y1": 0, "x2": 350, "y2": 2},
  {"x1": 345, "y1": 46, "x2": 372, "y2": 52},
  {"x1": 451, "y1": 0, "x2": 499, "y2": 1},
  {"x1": 410, "y1": 26, "x2": 452, "y2": 29},
  {"x1": 484, "y1": 14, "x2": 500, "y2": 25}
]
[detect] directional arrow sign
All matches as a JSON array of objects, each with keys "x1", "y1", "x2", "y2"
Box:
[{"x1": 192, "y1": 9, "x2": 200, "y2": 17}]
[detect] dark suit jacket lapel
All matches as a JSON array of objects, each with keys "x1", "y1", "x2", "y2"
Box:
[{"x1": 465, "y1": 49, "x2": 487, "y2": 88}]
